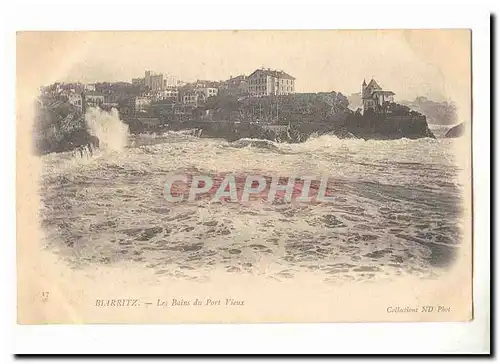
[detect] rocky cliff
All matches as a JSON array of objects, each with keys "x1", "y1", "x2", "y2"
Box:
[
  {"x1": 34, "y1": 100, "x2": 99, "y2": 155},
  {"x1": 160, "y1": 94, "x2": 434, "y2": 142}
]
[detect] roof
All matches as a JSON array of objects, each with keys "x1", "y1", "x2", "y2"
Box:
[
  {"x1": 248, "y1": 68, "x2": 295, "y2": 80},
  {"x1": 362, "y1": 79, "x2": 395, "y2": 99},
  {"x1": 184, "y1": 89, "x2": 205, "y2": 96},
  {"x1": 373, "y1": 90, "x2": 395, "y2": 95},
  {"x1": 366, "y1": 79, "x2": 382, "y2": 90},
  {"x1": 85, "y1": 91, "x2": 105, "y2": 97},
  {"x1": 228, "y1": 75, "x2": 247, "y2": 81}
]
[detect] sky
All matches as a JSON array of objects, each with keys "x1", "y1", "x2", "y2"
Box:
[{"x1": 18, "y1": 30, "x2": 471, "y2": 121}]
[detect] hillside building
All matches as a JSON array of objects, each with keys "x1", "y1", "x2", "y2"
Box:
[
  {"x1": 361, "y1": 79, "x2": 395, "y2": 114},
  {"x1": 248, "y1": 68, "x2": 295, "y2": 97}
]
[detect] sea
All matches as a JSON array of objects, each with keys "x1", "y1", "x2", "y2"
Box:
[{"x1": 37, "y1": 109, "x2": 467, "y2": 283}]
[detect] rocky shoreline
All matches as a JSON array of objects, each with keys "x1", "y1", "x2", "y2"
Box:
[
  {"x1": 444, "y1": 122, "x2": 465, "y2": 138},
  {"x1": 35, "y1": 117, "x2": 436, "y2": 156},
  {"x1": 129, "y1": 114, "x2": 435, "y2": 144},
  {"x1": 34, "y1": 94, "x2": 436, "y2": 155}
]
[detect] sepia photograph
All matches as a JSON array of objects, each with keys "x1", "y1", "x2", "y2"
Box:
[{"x1": 16, "y1": 29, "x2": 474, "y2": 325}]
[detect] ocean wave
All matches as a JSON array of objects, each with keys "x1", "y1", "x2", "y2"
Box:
[
  {"x1": 38, "y1": 131, "x2": 465, "y2": 282},
  {"x1": 228, "y1": 138, "x2": 281, "y2": 152},
  {"x1": 135, "y1": 129, "x2": 202, "y2": 139},
  {"x1": 85, "y1": 107, "x2": 129, "y2": 153}
]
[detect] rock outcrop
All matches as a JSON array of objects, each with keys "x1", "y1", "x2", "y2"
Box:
[
  {"x1": 34, "y1": 101, "x2": 99, "y2": 155},
  {"x1": 35, "y1": 93, "x2": 437, "y2": 154},
  {"x1": 444, "y1": 123, "x2": 465, "y2": 138}
]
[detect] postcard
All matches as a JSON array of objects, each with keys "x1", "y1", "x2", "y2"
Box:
[{"x1": 16, "y1": 30, "x2": 472, "y2": 324}]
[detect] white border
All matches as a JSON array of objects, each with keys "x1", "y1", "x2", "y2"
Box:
[{"x1": 3, "y1": 0, "x2": 491, "y2": 356}]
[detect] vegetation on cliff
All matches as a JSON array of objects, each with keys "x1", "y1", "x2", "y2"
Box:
[
  {"x1": 344, "y1": 103, "x2": 435, "y2": 139},
  {"x1": 34, "y1": 97, "x2": 96, "y2": 155},
  {"x1": 347, "y1": 92, "x2": 362, "y2": 110},
  {"x1": 34, "y1": 89, "x2": 435, "y2": 155},
  {"x1": 180, "y1": 95, "x2": 435, "y2": 141},
  {"x1": 202, "y1": 92, "x2": 351, "y2": 124}
]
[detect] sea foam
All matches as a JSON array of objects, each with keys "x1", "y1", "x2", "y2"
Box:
[{"x1": 85, "y1": 107, "x2": 129, "y2": 153}]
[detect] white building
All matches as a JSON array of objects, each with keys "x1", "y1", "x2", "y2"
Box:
[
  {"x1": 182, "y1": 90, "x2": 206, "y2": 107},
  {"x1": 158, "y1": 89, "x2": 179, "y2": 100},
  {"x1": 68, "y1": 92, "x2": 83, "y2": 112},
  {"x1": 247, "y1": 68, "x2": 295, "y2": 97},
  {"x1": 133, "y1": 96, "x2": 152, "y2": 113},
  {"x1": 84, "y1": 92, "x2": 105, "y2": 107},
  {"x1": 224, "y1": 75, "x2": 249, "y2": 95},
  {"x1": 163, "y1": 75, "x2": 179, "y2": 89},
  {"x1": 197, "y1": 87, "x2": 218, "y2": 99},
  {"x1": 361, "y1": 79, "x2": 395, "y2": 114},
  {"x1": 144, "y1": 70, "x2": 180, "y2": 92}
]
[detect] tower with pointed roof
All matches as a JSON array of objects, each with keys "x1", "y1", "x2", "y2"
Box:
[{"x1": 361, "y1": 78, "x2": 395, "y2": 114}]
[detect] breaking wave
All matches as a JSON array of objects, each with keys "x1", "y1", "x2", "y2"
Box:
[
  {"x1": 38, "y1": 130, "x2": 465, "y2": 283},
  {"x1": 85, "y1": 107, "x2": 129, "y2": 153},
  {"x1": 229, "y1": 138, "x2": 281, "y2": 151}
]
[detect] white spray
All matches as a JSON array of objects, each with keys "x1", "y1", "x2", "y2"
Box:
[{"x1": 85, "y1": 107, "x2": 129, "y2": 153}]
